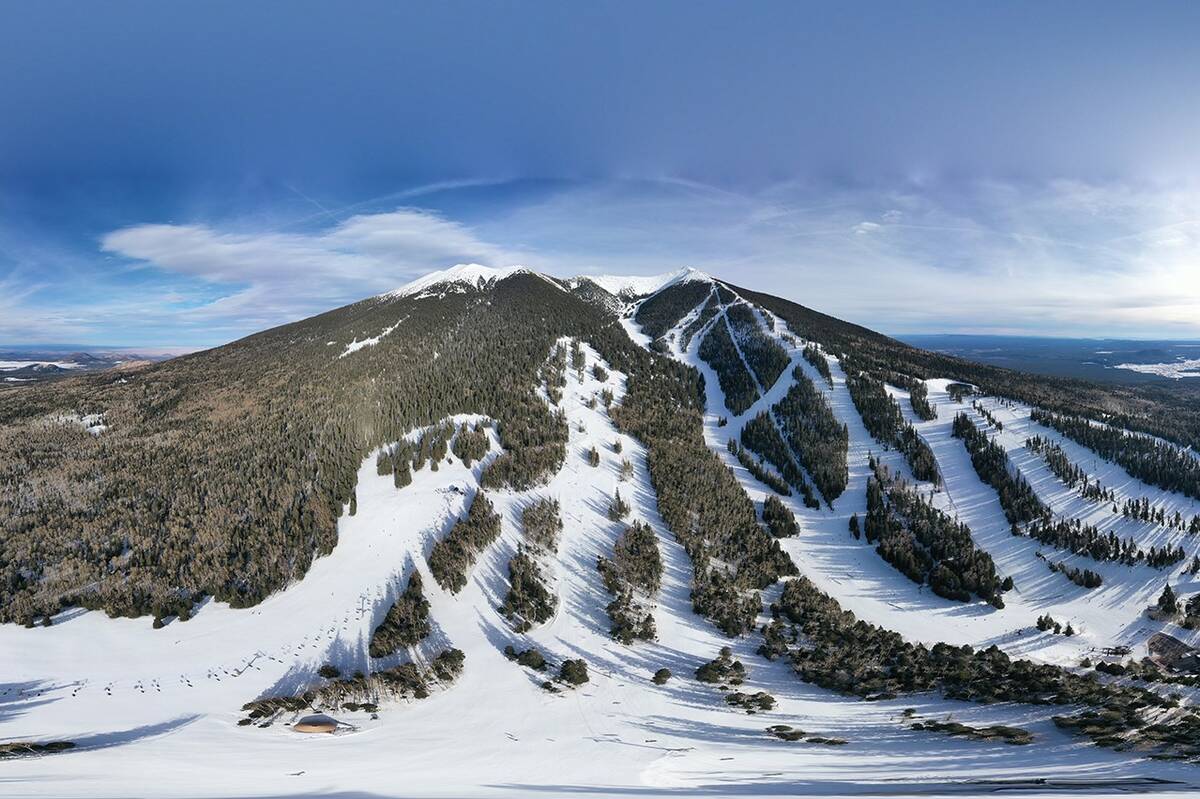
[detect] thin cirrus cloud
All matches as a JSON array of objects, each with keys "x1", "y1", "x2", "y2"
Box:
[{"x1": 793, "y1": 182, "x2": 1200, "y2": 336}]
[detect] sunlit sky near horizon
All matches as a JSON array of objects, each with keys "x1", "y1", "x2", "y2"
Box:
[{"x1": 3, "y1": 1, "x2": 1200, "y2": 349}]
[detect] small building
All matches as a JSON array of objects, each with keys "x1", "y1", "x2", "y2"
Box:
[
  {"x1": 293, "y1": 714, "x2": 339, "y2": 734},
  {"x1": 1148, "y1": 633, "x2": 1200, "y2": 673}
]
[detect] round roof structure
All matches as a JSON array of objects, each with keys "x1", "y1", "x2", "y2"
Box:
[{"x1": 293, "y1": 714, "x2": 338, "y2": 734}]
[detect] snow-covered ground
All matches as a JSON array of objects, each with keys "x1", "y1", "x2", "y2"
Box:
[
  {"x1": 338, "y1": 316, "x2": 407, "y2": 357},
  {"x1": 654, "y1": 284, "x2": 1200, "y2": 680},
  {"x1": 7, "y1": 284, "x2": 1200, "y2": 796},
  {"x1": 1114, "y1": 358, "x2": 1200, "y2": 379}
]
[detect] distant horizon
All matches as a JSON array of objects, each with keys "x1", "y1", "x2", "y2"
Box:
[
  {"x1": 898, "y1": 332, "x2": 1200, "y2": 344},
  {"x1": 0, "y1": 343, "x2": 199, "y2": 357},
  {"x1": 7, "y1": 328, "x2": 1200, "y2": 360}
]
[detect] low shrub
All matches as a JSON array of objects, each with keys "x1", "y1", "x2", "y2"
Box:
[{"x1": 560, "y1": 659, "x2": 589, "y2": 685}]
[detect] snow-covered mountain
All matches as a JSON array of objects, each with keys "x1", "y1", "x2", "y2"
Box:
[
  {"x1": 4, "y1": 267, "x2": 1200, "y2": 797},
  {"x1": 383, "y1": 262, "x2": 709, "y2": 304},
  {"x1": 386, "y1": 263, "x2": 545, "y2": 298},
  {"x1": 568, "y1": 266, "x2": 710, "y2": 299}
]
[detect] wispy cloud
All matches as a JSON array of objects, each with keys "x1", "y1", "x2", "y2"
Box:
[
  {"x1": 3, "y1": 178, "x2": 1199, "y2": 347},
  {"x1": 102, "y1": 208, "x2": 516, "y2": 289},
  {"x1": 91, "y1": 207, "x2": 528, "y2": 338},
  {"x1": 481, "y1": 178, "x2": 1200, "y2": 338}
]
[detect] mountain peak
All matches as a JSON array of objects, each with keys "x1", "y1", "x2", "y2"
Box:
[
  {"x1": 568, "y1": 267, "x2": 713, "y2": 299},
  {"x1": 387, "y1": 264, "x2": 715, "y2": 303},
  {"x1": 385, "y1": 264, "x2": 538, "y2": 299},
  {"x1": 662, "y1": 265, "x2": 713, "y2": 286}
]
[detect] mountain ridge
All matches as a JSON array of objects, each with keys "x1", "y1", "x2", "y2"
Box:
[{"x1": 381, "y1": 262, "x2": 710, "y2": 304}]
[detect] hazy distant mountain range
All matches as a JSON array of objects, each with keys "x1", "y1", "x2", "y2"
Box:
[{"x1": 0, "y1": 348, "x2": 171, "y2": 383}]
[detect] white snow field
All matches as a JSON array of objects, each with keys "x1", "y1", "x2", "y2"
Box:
[
  {"x1": 338, "y1": 316, "x2": 407, "y2": 358},
  {"x1": 5, "y1": 276, "x2": 1200, "y2": 797},
  {"x1": 387, "y1": 264, "x2": 556, "y2": 300},
  {"x1": 572, "y1": 266, "x2": 709, "y2": 299},
  {"x1": 1114, "y1": 358, "x2": 1200, "y2": 379}
]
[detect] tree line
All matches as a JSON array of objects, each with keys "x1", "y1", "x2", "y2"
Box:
[
  {"x1": 864, "y1": 460, "x2": 1007, "y2": 606},
  {"x1": 1031, "y1": 408, "x2": 1200, "y2": 502},
  {"x1": 699, "y1": 319, "x2": 761, "y2": 416},
  {"x1": 1028, "y1": 435, "x2": 1200, "y2": 533},
  {"x1": 1026, "y1": 436, "x2": 1112, "y2": 502},
  {"x1": 801, "y1": 343, "x2": 832, "y2": 386},
  {"x1": 728, "y1": 437, "x2": 793, "y2": 497},
  {"x1": 1026, "y1": 516, "x2": 1182, "y2": 569},
  {"x1": 428, "y1": 491, "x2": 502, "y2": 593},
  {"x1": 499, "y1": 496, "x2": 564, "y2": 632},
  {"x1": 952, "y1": 412, "x2": 1044, "y2": 527},
  {"x1": 740, "y1": 411, "x2": 820, "y2": 509},
  {"x1": 369, "y1": 568, "x2": 431, "y2": 658},
  {"x1": 843, "y1": 361, "x2": 939, "y2": 484},
  {"x1": 725, "y1": 303, "x2": 789, "y2": 393},
  {"x1": 908, "y1": 379, "x2": 936, "y2": 421},
  {"x1": 597, "y1": 521, "x2": 662, "y2": 643},
  {"x1": 772, "y1": 366, "x2": 849, "y2": 504}
]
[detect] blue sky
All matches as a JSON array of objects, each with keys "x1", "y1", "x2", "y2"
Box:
[{"x1": 3, "y1": 2, "x2": 1200, "y2": 349}]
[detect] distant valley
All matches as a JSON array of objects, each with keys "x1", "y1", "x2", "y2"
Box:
[
  {"x1": 0, "y1": 348, "x2": 171, "y2": 383},
  {"x1": 901, "y1": 334, "x2": 1200, "y2": 385}
]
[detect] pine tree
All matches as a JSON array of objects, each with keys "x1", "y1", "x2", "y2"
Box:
[
  {"x1": 608, "y1": 490, "x2": 631, "y2": 521},
  {"x1": 1158, "y1": 583, "x2": 1179, "y2": 615},
  {"x1": 394, "y1": 458, "x2": 412, "y2": 488},
  {"x1": 619, "y1": 458, "x2": 634, "y2": 481}
]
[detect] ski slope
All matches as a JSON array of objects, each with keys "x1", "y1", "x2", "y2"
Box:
[
  {"x1": 652, "y1": 283, "x2": 1200, "y2": 693},
  {"x1": 5, "y1": 277, "x2": 1200, "y2": 796}
]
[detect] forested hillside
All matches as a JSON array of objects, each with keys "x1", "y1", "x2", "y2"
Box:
[{"x1": 0, "y1": 275, "x2": 615, "y2": 623}]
